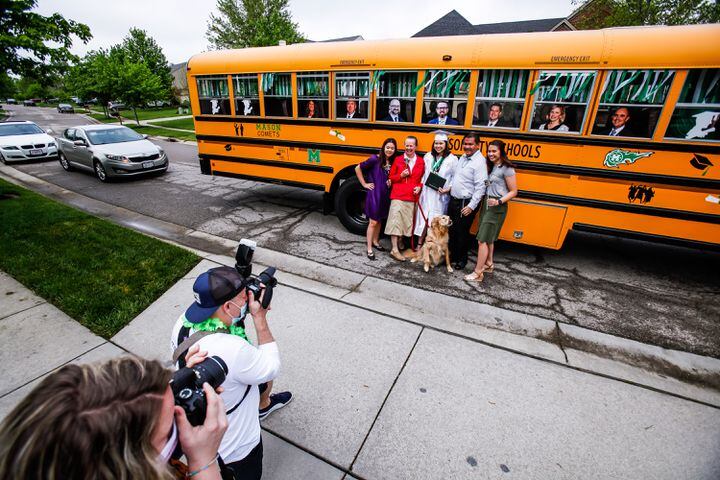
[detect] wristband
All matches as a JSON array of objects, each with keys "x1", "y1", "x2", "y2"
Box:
[{"x1": 187, "y1": 454, "x2": 218, "y2": 478}]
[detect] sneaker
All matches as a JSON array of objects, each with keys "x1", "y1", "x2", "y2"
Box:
[{"x1": 258, "y1": 391, "x2": 293, "y2": 420}]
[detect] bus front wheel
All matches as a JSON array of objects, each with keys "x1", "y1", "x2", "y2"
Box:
[{"x1": 334, "y1": 177, "x2": 368, "y2": 235}]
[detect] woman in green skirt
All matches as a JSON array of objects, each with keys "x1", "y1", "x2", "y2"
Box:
[{"x1": 465, "y1": 140, "x2": 518, "y2": 282}]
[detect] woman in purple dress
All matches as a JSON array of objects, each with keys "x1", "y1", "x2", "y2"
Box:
[{"x1": 355, "y1": 138, "x2": 397, "y2": 259}]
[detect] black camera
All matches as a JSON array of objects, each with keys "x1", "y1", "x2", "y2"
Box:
[
  {"x1": 171, "y1": 356, "x2": 228, "y2": 426},
  {"x1": 235, "y1": 239, "x2": 278, "y2": 309}
]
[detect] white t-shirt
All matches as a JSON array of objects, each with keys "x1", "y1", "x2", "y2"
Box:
[{"x1": 170, "y1": 317, "x2": 281, "y2": 463}]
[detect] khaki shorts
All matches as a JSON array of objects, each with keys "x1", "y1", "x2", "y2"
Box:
[{"x1": 384, "y1": 199, "x2": 415, "y2": 236}]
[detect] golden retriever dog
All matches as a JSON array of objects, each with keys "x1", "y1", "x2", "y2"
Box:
[{"x1": 410, "y1": 215, "x2": 453, "y2": 273}]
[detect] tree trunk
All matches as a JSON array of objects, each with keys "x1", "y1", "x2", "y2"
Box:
[{"x1": 133, "y1": 106, "x2": 140, "y2": 126}]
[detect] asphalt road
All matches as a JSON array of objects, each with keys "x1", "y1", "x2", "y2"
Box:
[{"x1": 4, "y1": 105, "x2": 720, "y2": 358}]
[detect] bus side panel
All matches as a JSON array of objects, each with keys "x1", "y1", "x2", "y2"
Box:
[
  {"x1": 565, "y1": 206, "x2": 720, "y2": 246},
  {"x1": 498, "y1": 200, "x2": 568, "y2": 249}
]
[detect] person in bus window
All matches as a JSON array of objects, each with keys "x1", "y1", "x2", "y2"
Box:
[
  {"x1": 428, "y1": 101, "x2": 459, "y2": 125},
  {"x1": 305, "y1": 100, "x2": 317, "y2": 118},
  {"x1": 344, "y1": 99, "x2": 360, "y2": 119},
  {"x1": 355, "y1": 138, "x2": 397, "y2": 259},
  {"x1": 382, "y1": 99, "x2": 405, "y2": 122},
  {"x1": 486, "y1": 103, "x2": 512, "y2": 127},
  {"x1": 598, "y1": 107, "x2": 636, "y2": 137},
  {"x1": 538, "y1": 104, "x2": 569, "y2": 132}
]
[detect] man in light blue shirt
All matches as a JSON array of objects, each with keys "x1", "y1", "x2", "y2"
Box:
[{"x1": 448, "y1": 132, "x2": 488, "y2": 270}]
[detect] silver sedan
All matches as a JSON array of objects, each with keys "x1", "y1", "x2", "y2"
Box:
[{"x1": 56, "y1": 125, "x2": 168, "y2": 182}]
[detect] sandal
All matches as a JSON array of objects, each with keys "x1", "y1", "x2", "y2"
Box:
[
  {"x1": 373, "y1": 243, "x2": 386, "y2": 251},
  {"x1": 484, "y1": 263, "x2": 494, "y2": 274},
  {"x1": 367, "y1": 251, "x2": 376, "y2": 260},
  {"x1": 391, "y1": 249, "x2": 406, "y2": 262},
  {"x1": 464, "y1": 271, "x2": 484, "y2": 282}
]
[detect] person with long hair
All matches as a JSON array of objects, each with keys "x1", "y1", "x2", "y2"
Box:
[
  {"x1": 0, "y1": 355, "x2": 227, "y2": 480},
  {"x1": 355, "y1": 137, "x2": 397, "y2": 259},
  {"x1": 539, "y1": 104, "x2": 569, "y2": 132},
  {"x1": 413, "y1": 132, "x2": 458, "y2": 245},
  {"x1": 465, "y1": 139, "x2": 518, "y2": 282}
]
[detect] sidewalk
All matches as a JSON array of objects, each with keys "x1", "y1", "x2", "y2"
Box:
[
  {"x1": 1, "y1": 167, "x2": 720, "y2": 478},
  {"x1": 2, "y1": 258, "x2": 720, "y2": 478}
]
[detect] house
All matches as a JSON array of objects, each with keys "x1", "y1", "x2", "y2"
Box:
[{"x1": 412, "y1": 5, "x2": 597, "y2": 38}]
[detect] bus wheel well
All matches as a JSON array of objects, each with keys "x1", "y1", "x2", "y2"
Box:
[{"x1": 330, "y1": 165, "x2": 358, "y2": 195}]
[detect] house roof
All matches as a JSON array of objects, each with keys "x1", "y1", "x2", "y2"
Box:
[
  {"x1": 308, "y1": 35, "x2": 365, "y2": 43},
  {"x1": 413, "y1": 10, "x2": 567, "y2": 37},
  {"x1": 412, "y1": 10, "x2": 476, "y2": 37}
]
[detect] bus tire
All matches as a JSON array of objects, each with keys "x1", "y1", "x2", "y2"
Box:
[{"x1": 334, "y1": 176, "x2": 368, "y2": 235}]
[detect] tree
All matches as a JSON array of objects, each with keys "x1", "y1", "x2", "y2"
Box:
[
  {"x1": 0, "y1": 0, "x2": 91, "y2": 79},
  {"x1": 572, "y1": 0, "x2": 720, "y2": 29},
  {"x1": 66, "y1": 49, "x2": 118, "y2": 116},
  {"x1": 0, "y1": 73, "x2": 15, "y2": 99},
  {"x1": 115, "y1": 60, "x2": 166, "y2": 125},
  {"x1": 121, "y1": 28, "x2": 173, "y2": 96},
  {"x1": 206, "y1": 0, "x2": 305, "y2": 49}
]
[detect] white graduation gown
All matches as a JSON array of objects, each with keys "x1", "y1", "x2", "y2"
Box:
[{"x1": 413, "y1": 152, "x2": 458, "y2": 237}]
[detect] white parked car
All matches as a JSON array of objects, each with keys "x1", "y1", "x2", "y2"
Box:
[
  {"x1": 56, "y1": 125, "x2": 168, "y2": 182},
  {"x1": 0, "y1": 121, "x2": 57, "y2": 163}
]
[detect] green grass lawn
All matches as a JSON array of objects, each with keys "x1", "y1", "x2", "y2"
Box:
[
  {"x1": 0, "y1": 179, "x2": 199, "y2": 338},
  {"x1": 88, "y1": 107, "x2": 191, "y2": 123},
  {"x1": 149, "y1": 117, "x2": 195, "y2": 131},
  {"x1": 127, "y1": 125, "x2": 196, "y2": 142},
  {"x1": 87, "y1": 112, "x2": 119, "y2": 123}
]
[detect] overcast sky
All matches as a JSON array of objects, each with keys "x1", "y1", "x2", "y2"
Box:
[{"x1": 36, "y1": 0, "x2": 575, "y2": 64}]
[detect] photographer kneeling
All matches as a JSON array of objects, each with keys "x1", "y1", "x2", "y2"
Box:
[
  {"x1": 171, "y1": 265, "x2": 291, "y2": 480},
  {"x1": 0, "y1": 356, "x2": 227, "y2": 480}
]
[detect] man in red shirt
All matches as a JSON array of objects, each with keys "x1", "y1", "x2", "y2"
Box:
[{"x1": 384, "y1": 136, "x2": 425, "y2": 261}]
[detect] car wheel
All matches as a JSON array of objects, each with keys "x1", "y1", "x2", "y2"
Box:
[
  {"x1": 334, "y1": 176, "x2": 368, "y2": 235},
  {"x1": 94, "y1": 160, "x2": 109, "y2": 182},
  {"x1": 0, "y1": 152, "x2": 6, "y2": 164},
  {"x1": 59, "y1": 152, "x2": 73, "y2": 171}
]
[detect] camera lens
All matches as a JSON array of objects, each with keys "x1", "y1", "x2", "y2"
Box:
[{"x1": 193, "y1": 356, "x2": 228, "y2": 389}]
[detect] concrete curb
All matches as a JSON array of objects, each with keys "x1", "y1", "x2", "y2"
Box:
[{"x1": 1, "y1": 165, "x2": 719, "y2": 407}]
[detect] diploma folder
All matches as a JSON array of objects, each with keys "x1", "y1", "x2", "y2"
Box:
[{"x1": 424, "y1": 172, "x2": 447, "y2": 191}]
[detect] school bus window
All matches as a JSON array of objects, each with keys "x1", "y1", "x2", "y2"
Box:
[
  {"x1": 262, "y1": 73, "x2": 293, "y2": 117},
  {"x1": 197, "y1": 76, "x2": 231, "y2": 115},
  {"x1": 232, "y1": 74, "x2": 259, "y2": 116},
  {"x1": 374, "y1": 71, "x2": 417, "y2": 123},
  {"x1": 665, "y1": 68, "x2": 720, "y2": 142},
  {"x1": 473, "y1": 70, "x2": 528, "y2": 129},
  {"x1": 421, "y1": 70, "x2": 470, "y2": 125},
  {"x1": 297, "y1": 71, "x2": 329, "y2": 119},
  {"x1": 592, "y1": 70, "x2": 674, "y2": 139},
  {"x1": 530, "y1": 70, "x2": 597, "y2": 133},
  {"x1": 336, "y1": 72, "x2": 370, "y2": 120}
]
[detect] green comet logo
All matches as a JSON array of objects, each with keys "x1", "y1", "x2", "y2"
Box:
[{"x1": 603, "y1": 149, "x2": 654, "y2": 169}]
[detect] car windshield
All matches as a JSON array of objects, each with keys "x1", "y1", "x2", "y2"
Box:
[
  {"x1": 86, "y1": 127, "x2": 143, "y2": 145},
  {"x1": 0, "y1": 123, "x2": 44, "y2": 137}
]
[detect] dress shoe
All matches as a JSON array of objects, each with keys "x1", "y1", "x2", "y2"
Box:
[{"x1": 453, "y1": 261, "x2": 466, "y2": 270}]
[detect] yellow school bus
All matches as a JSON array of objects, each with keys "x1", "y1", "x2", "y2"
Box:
[{"x1": 187, "y1": 24, "x2": 719, "y2": 249}]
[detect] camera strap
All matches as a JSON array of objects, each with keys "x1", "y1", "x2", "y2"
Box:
[
  {"x1": 173, "y1": 327, "x2": 254, "y2": 416},
  {"x1": 173, "y1": 328, "x2": 226, "y2": 368}
]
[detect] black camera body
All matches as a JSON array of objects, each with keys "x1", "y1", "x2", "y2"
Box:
[
  {"x1": 171, "y1": 356, "x2": 228, "y2": 426},
  {"x1": 235, "y1": 239, "x2": 278, "y2": 309}
]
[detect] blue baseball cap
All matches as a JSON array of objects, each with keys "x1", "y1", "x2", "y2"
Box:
[{"x1": 185, "y1": 266, "x2": 246, "y2": 324}]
